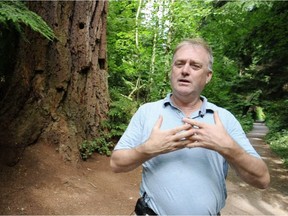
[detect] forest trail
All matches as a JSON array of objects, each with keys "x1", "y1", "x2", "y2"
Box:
[
  {"x1": 0, "y1": 122, "x2": 287, "y2": 215},
  {"x1": 222, "y1": 122, "x2": 288, "y2": 215}
]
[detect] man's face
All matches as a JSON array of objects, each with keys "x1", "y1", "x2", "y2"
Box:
[{"x1": 170, "y1": 44, "x2": 212, "y2": 98}]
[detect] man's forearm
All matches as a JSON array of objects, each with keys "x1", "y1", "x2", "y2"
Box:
[
  {"x1": 110, "y1": 146, "x2": 154, "y2": 173},
  {"x1": 222, "y1": 142, "x2": 270, "y2": 189}
]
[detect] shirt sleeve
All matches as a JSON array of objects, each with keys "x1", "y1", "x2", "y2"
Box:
[
  {"x1": 113, "y1": 106, "x2": 144, "y2": 150},
  {"x1": 221, "y1": 109, "x2": 261, "y2": 158}
]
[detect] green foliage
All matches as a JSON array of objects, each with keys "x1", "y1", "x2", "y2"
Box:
[
  {"x1": 79, "y1": 89, "x2": 139, "y2": 160},
  {"x1": 107, "y1": 0, "x2": 148, "y2": 99},
  {"x1": 169, "y1": 1, "x2": 212, "y2": 42},
  {"x1": 265, "y1": 130, "x2": 288, "y2": 168},
  {"x1": 255, "y1": 107, "x2": 265, "y2": 122},
  {"x1": 264, "y1": 99, "x2": 288, "y2": 167},
  {"x1": 236, "y1": 113, "x2": 254, "y2": 133},
  {"x1": 79, "y1": 136, "x2": 114, "y2": 160},
  {"x1": 0, "y1": 0, "x2": 55, "y2": 40},
  {"x1": 0, "y1": 1, "x2": 56, "y2": 97},
  {"x1": 201, "y1": 1, "x2": 288, "y2": 133},
  {"x1": 107, "y1": 0, "x2": 288, "y2": 162},
  {"x1": 264, "y1": 99, "x2": 288, "y2": 133},
  {"x1": 105, "y1": 89, "x2": 139, "y2": 139}
]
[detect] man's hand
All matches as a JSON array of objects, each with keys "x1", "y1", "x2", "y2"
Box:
[
  {"x1": 137, "y1": 115, "x2": 195, "y2": 155},
  {"x1": 111, "y1": 115, "x2": 196, "y2": 173},
  {"x1": 182, "y1": 111, "x2": 270, "y2": 189},
  {"x1": 182, "y1": 111, "x2": 234, "y2": 153}
]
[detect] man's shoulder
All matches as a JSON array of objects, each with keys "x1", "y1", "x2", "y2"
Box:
[
  {"x1": 206, "y1": 101, "x2": 234, "y2": 117},
  {"x1": 206, "y1": 101, "x2": 222, "y2": 111}
]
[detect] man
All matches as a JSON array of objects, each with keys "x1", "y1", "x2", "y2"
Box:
[{"x1": 110, "y1": 38, "x2": 270, "y2": 215}]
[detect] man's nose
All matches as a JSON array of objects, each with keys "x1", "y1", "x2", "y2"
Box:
[{"x1": 181, "y1": 63, "x2": 190, "y2": 75}]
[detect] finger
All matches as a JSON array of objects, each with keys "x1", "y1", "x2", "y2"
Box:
[
  {"x1": 177, "y1": 138, "x2": 199, "y2": 149},
  {"x1": 153, "y1": 115, "x2": 163, "y2": 129},
  {"x1": 189, "y1": 132, "x2": 199, "y2": 142},
  {"x1": 174, "y1": 128, "x2": 195, "y2": 141},
  {"x1": 169, "y1": 123, "x2": 192, "y2": 136},
  {"x1": 174, "y1": 139, "x2": 191, "y2": 149},
  {"x1": 186, "y1": 142, "x2": 202, "y2": 149},
  {"x1": 213, "y1": 111, "x2": 223, "y2": 126},
  {"x1": 182, "y1": 118, "x2": 204, "y2": 128}
]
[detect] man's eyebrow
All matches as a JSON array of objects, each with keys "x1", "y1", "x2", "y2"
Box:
[
  {"x1": 174, "y1": 59, "x2": 185, "y2": 63},
  {"x1": 174, "y1": 59, "x2": 203, "y2": 65}
]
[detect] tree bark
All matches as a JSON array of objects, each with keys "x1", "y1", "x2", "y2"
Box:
[{"x1": 0, "y1": 1, "x2": 109, "y2": 165}]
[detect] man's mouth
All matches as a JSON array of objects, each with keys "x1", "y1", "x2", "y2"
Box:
[{"x1": 178, "y1": 79, "x2": 190, "y2": 84}]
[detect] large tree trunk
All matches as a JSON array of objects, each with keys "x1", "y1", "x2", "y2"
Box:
[{"x1": 0, "y1": 1, "x2": 109, "y2": 165}]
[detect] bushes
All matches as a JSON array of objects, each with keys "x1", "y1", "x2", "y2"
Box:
[
  {"x1": 79, "y1": 136, "x2": 114, "y2": 160},
  {"x1": 236, "y1": 113, "x2": 254, "y2": 133},
  {"x1": 79, "y1": 90, "x2": 139, "y2": 160},
  {"x1": 265, "y1": 129, "x2": 288, "y2": 167}
]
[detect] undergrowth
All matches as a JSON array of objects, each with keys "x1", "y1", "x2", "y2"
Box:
[
  {"x1": 236, "y1": 113, "x2": 254, "y2": 133},
  {"x1": 79, "y1": 133, "x2": 114, "y2": 160},
  {"x1": 265, "y1": 129, "x2": 288, "y2": 167},
  {"x1": 79, "y1": 91, "x2": 138, "y2": 160}
]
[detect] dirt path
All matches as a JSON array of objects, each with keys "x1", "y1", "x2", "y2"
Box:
[
  {"x1": 222, "y1": 122, "x2": 288, "y2": 215},
  {"x1": 0, "y1": 122, "x2": 287, "y2": 215}
]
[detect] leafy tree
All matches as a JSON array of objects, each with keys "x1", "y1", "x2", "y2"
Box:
[
  {"x1": 208, "y1": 1, "x2": 287, "y2": 123},
  {"x1": 107, "y1": 0, "x2": 287, "y2": 163}
]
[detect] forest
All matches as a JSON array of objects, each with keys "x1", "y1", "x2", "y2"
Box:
[
  {"x1": 106, "y1": 0, "x2": 288, "y2": 166},
  {"x1": 0, "y1": 0, "x2": 287, "y2": 166}
]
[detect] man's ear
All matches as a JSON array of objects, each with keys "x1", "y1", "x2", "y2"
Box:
[{"x1": 206, "y1": 71, "x2": 212, "y2": 84}]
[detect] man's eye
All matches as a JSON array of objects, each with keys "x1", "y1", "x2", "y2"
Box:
[
  {"x1": 175, "y1": 62, "x2": 184, "y2": 67},
  {"x1": 191, "y1": 64, "x2": 201, "y2": 70}
]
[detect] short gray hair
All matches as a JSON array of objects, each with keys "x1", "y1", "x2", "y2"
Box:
[{"x1": 172, "y1": 38, "x2": 214, "y2": 72}]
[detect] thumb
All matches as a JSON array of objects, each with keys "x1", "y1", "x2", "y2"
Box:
[
  {"x1": 213, "y1": 111, "x2": 223, "y2": 126},
  {"x1": 154, "y1": 115, "x2": 163, "y2": 129}
]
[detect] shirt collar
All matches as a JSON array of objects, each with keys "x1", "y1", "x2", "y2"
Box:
[{"x1": 163, "y1": 93, "x2": 214, "y2": 117}]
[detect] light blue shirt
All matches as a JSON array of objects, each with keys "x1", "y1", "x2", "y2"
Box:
[{"x1": 114, "y1": 93, "x2": 260, "y2": 215}]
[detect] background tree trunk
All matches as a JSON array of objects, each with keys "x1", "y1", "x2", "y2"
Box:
[{"x1": 0, "y1": 1, "x2": 109, "y2": 165}]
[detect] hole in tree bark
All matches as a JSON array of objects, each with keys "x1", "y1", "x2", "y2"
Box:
[
  {"x1": 80, "y1": 66, "x2": 90, "y2": 74},
  {"x1": 79, "y1": 22, "x2": 85, "y2": 29},
  {"x1": 98, "y1": 59, "x2": 105, "y2": 69}
]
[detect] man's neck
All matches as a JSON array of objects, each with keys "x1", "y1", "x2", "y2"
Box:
[{"x1": 171, "y1": 94, "x2": 202, "y2": 117}]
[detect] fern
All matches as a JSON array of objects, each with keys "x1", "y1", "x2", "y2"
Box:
[{"x1": 0, "y1": 0, "x2": 55, "y2": 40}]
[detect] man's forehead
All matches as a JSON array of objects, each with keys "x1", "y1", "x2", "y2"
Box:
[
  {"x1": 173, "y1": 45, "x2": 209, "y2": 62},
  {"x1": 175, "y1": 44, "x2": 207, "y2": 55}
]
